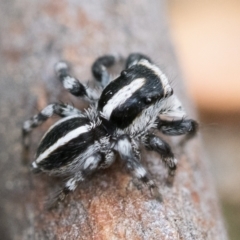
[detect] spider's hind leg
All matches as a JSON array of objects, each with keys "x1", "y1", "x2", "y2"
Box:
[
  {"x1": 45, "y1": 153, "x2": 103, "y2": 209},
  {"x1": 46, "y1": 176, "x2": 81, "y2": 210}
]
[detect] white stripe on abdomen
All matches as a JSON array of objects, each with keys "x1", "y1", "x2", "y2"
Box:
[{"x1": 36, "y1": 125, "x2": 90, "y2": 163}]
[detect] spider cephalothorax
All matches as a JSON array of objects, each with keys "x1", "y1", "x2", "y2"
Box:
[{"x1": 22, "y1": 53, "x2": 197, "y2": 204}]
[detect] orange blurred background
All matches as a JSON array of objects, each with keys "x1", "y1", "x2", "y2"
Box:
[
  {"x1": 168, "y1": 0, "x2": 240, "y2": 112},
  {"x1": 168, "y1": 1, "x2": 240, "y2": 239}
]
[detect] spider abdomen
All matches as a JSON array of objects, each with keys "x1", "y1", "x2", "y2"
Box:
[{"x1": 32, "y1": 115, "x2": 107, "y2": 174}]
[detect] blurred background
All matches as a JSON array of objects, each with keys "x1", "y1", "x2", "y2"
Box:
[{"x1": 168, "y1": 0, "x2": 240, "y2": 239}]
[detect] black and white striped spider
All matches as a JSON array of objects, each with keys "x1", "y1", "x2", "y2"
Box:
[{"x1": 22, "y1": 53, "x2": 197, "y2": 204}]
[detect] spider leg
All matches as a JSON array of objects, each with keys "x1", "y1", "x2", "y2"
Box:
[
  {"x1": 125, "y1": 53, "x2": 152, "y2": 68},
  {"x1": 144, "y1": 133, "x2": 177, "y2": 183},
  {"x1": 157, "y1": 118, "x2": 198, "y2": 138},
  {"x1": 55, "y1": 61, "x2": 100, "y2": 102},
  {"x1": 22, "y1": 103, "x2": 82, "y2": 160},
  {"x1": 158, "y1": 94, "x2": 198, "y2": 143},
  {"x1": 114, "y1": 135, "x2": 162, "y2": 201},
  {"x1": 91, "y1": 55, "x2": 118, "y2": 88},
  {"x1": 46, "y1": 153, "x2": 103, "y2": 209},
  {"x1": 98, "y1": 150, "x2": 116, "y2": 169}
]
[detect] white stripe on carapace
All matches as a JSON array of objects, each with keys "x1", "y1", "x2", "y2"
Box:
[
  {"x1": 102, "y1": 78, "x2": 146, "y2": 119},
  {"x1": 138, "y1": 60, "x2": 171, "y2": 95},
  {"x1": 36, "y1": 124, "x2": 90, "y2": 163}
]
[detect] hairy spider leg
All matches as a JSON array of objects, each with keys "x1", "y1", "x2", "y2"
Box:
[
  {"x1": 114, "y1": 135, "x2": 162, "y2": 201},
  {"x1": 157, "y1": 95, "x2": 198, "y2": 144},
  {"x1": 125, "y1": 53, "x2": 152, "y2": 68},
  {"x1": 91, "y1": 55, "x2": 119, "y2": 88},
  {"x1": 145, "y1": 133, "x2": 177, "y2": 182},
  {"x1": 46, "y1": 153, "x2": 101, "y2": 208},
  {"x1": 55, "y1": 61, "x2": 100, "y2": 102},
  {"x1": 47, "y1": 150, "x2": 115, "y2": 208},
  {"x1": 158, "y1": 118, "x2": 198, "y2": 143}
]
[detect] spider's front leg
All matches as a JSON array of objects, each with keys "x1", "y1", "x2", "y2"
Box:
[
  {"x1": 125, "y1": 53, "x2": 152, "y2": 68},
  {"x1": 91, "y1": 55, "x2": 118, "y2": 88},
  {"x1": 158, "y1": 95, "x2": 198, "y2": 144},
  {"x1": 158, "y1": 118, "x2": 198, "y2": 146},
  {"x1": 55, "y1": 62, "x2": 100, "y2": 102},
  {"x1": 114, "y1": 135, "x2": 162, "y2": 201},
  {"x1": 144, "y1": 133, "x2": 177, "y2": 184},
  {"x1": 91, "y1": 53, "x2": 152, "y2": 88},
  {"x1": 22, "y1": 103, "x2": 82, "y2": 161}
]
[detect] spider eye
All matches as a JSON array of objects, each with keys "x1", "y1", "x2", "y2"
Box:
[{"x1": 121, "y1": 70, "x2": 128, "y2": 77}]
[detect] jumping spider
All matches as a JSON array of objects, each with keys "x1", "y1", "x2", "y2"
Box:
[{"x1": 22, "y1": 53, "x2": 197, "y2": 204}]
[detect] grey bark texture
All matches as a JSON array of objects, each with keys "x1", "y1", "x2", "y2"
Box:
[{"x1": 0, "y1": 0, "x2": 228, "y2": 239}]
